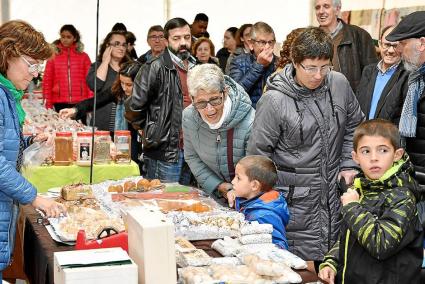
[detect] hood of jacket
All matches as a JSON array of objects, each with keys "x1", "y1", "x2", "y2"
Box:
[
  {"x1": 354, "y1": 153, "x2": 425, "y2": 200},
  {"x1": 236, "y1": 190, "x2": 288, "y2": 221},
  {"x1": 189, "y1": 75, "x2": 253, "y2": 130},
  {"x1": 266, "y1": 64, "x2": 330, "y2": 100},
  {"x1": 52, "y1": 40, "x2": 85, "y2": 54}
]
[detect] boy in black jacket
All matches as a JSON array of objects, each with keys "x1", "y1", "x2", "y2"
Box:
[{"x1": 319, "y1": 119, "x2": 423, "y2": 284}]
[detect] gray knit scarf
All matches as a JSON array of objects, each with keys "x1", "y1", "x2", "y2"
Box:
[{"x1": 399, "y1": 63, "x2": 425, "y2": 137}]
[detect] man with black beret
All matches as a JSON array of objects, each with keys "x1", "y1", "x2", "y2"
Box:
[{"x1": 386, "y1": 11, "x2": 425, "y2": 186}]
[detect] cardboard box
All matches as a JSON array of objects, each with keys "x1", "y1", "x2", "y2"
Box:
[
  {"x1": 54, "y1": 247, "x2": 137, "y2": 284},
  {"x1": 126, "y1": 207, "x2": 176, "y2": 284}
]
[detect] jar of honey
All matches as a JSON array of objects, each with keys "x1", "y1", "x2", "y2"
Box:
[{"x1": 54, "y1": 132, "x2": 73, "y2": 166}]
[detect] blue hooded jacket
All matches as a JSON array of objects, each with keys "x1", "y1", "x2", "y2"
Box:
[{"x1": 236, "y1": 190, "x2": 289, "y2": 249}]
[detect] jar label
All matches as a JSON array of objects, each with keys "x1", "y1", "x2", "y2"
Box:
[
  {"x1": 116, "y1": 136, "x2": 129, "y2": 144},
  {"x1": 79, "y1": 143, "x2": 91, "y2": 161}
]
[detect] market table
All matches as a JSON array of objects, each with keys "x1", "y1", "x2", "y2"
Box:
[
  {"x1": 22, "y1": 161, "x2": 140, "y2": 192},
  {"x1": 20, "y1": 205, "x2": 320, "y2": 284}
]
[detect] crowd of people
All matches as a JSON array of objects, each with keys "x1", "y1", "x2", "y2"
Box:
[{"x1": 0, "y1": 0, "x2": 425, "y2": 282}]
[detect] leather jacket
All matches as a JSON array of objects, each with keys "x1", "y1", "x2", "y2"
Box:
[
  {"x1": 336, "y1": 21, "x2": 378, "y2": 93},
  {"x1": 125, "y1": 49, "x2": 184, "y2": 163}
]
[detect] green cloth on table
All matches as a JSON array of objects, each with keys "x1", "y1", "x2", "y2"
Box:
[{"x1": 22, "y1": 161, "x2": 140, "y2": 192}]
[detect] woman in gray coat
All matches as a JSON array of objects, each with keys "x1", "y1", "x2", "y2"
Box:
[
  {"x1": 247, "y1": 28, "x2": 364, "y2": 263},
  {"x1": 183, "y1": 64, "x2": 255, "y2": 204}
]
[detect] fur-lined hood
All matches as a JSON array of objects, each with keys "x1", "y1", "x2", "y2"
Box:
[{"x1": 52, "y1": 40, "x2": 85, "y2": 54}]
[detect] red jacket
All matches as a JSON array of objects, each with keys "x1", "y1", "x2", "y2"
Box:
[{"x1": 43, "y1": 42, "x2": 93, "y2": 108}]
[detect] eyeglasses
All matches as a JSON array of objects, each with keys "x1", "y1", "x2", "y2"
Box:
[
  {"x1": 109, "y1": 41, "x2": 127, "y2": 48},
  {"x1": 299, "y1": 63, "x2": 333, "y2": 75},
  {"x1": 251, "y1": 39, "x2": 275, "y2": 47},
  {"x1": 21, "y1": 56, "x2": 42, "y2": 74},
  {"x1": 148, "y1": 35, "x2": 164, "y2": 41},
  {"x1": 379, "y1": 41, "x2": 399, "y2": 50},
  {"x1": 192, "y1": 94, "x2": 224, "y2": 110}
]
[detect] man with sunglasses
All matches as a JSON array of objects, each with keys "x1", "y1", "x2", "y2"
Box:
[
  {"x1": 356, "y1": 25, "x2": 409, "y2": 123},
  {"x1": 229, "y1": 22, "x2": 276, "y2": 109},
  {"x1": 126, "y1": 18, "x2": 197, "y2": 184},
  {"x1": 247, "y1": 27, "x2": 364, "y2": 267}
]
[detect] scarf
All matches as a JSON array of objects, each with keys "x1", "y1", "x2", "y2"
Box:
[
  {"x1": 205, "y1": 95, "x2": 232, "y2": 130},
  {"x1": 399, "y1": 63, "x2": 425, "y2": 137},
  {"x1": 114, "y1": 100, "x2": 128, "y2": 131},
  {"x1": 0, "y1": 73, "x2": 26, "y2": 126}
]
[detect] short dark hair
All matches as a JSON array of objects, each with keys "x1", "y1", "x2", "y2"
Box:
[
  {"x1": 380, "y1": 25, "x2": 395, "y2": 41},
  {"x1": 226, "y1": 27, "x2": 238, "y2": 38},
  {"x1": 147, "y1": 25, "x2": 164, "y2": 39},
  {"x1": 111, "y1": 22, "x2": 127, "y2": 32},
  {"x1": 60, "y1": 24, "x2": 81, "y2": 43},
  {"x1": 164, "y1": 18, "x2": 189, "y2": 39},
  {"x1": 353, "y1": 119, "x2": 401, "y2": 151},
  {"x1": 290, "y1": 27, "x2": 333, "y2": 64},
  {"x1": 238, "y1": 155, "x2": 277, "y2": 192},
  {"x1": 194, "y1": 13, "x2": 208, "y2": 22},
  {"x1": 126, "y1": 31, "x2": 136, "y2": 45}
]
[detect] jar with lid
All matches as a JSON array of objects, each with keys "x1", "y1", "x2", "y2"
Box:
[
  {"x1": 114, "y1": 130, "x2": 131, "y2": 164},
  {"x1": 76, "y1": 132, "x2": 93, "y2": 166},
  {"x1": 94, "y1": 131, "x2": 111, "y2": 164},
  {"x1": 54, "y1": 132, "x2": 73, "y2": 166}
]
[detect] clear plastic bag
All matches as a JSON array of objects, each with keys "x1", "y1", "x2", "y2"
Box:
[{"x1": 23, "y1": 141, "x2": 54, "y2": 167}]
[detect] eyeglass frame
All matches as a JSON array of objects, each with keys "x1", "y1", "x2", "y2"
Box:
[
  {"x1": 108, "y1": 41, "x2": 127, "y2": 48},
  {"x1": 251, "y1": 39, "x2": 276, "y2": 47},
  {"x1": 21, "y1": 56, "x2": 42, "y2": 74},
  {"x1": 192, "y1": 92, "x2": 224, "y2": 110},
  {"x1": 148, "y1": 35, "x2": 165, "y2": 41},
  {"x1": 378, "y1": 40, "x2": 399, "y2": 50},
  {"x1": 299, "y1": 62, "x2": 333, "y2": 75}
]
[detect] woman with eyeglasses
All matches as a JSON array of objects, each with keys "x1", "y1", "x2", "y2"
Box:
[
  {"x1": 60, "y1": 31, "x2": 130, "y2": 131},
  {"x1": 183, "y1": 64, "x2": 255, "y2": 204},
  {"x1": 0, "y1": 20, "x2": 66, "y2": 280},
  {"x1": 42, "y1": 25, "x2": 92, "y2": 112}
]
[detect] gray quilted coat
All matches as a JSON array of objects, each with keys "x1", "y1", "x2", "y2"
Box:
[
  {"x1": 247, "y1": 64, "x2": 364, "y2": 261},
  {"x1": 183, "y1": 76, "x2": 255, "y2": 195}
]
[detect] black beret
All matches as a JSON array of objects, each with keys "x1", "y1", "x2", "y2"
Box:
[{"x1": 386, "y1": 11, "x2": 425, "y2": 42}]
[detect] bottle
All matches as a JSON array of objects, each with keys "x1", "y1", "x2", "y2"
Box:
[
  {"x1": 54, "y1": 132, "x2": 73, "y2": 166},
  {"x1": 94, "y1": 131, "x2": 111, "y2": 164},
  {"x1": 114, "y1": 130, "x2": 131, "y2": 164},
  {"x1": 76, "y1": 132, "x2": 93, "y2": 166}
]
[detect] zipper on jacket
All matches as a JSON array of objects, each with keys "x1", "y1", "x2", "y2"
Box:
[
  {"x1": 67, "y1": 48, "x2": 72, "y2": 103},
  {"x1": 314, "y1": 99, "x2": 325, "y2": 118},
  {"x1": 216, "y1": 132, "x2": 222, "y2": 179},
  {"x1": 342, "y1": 229, "x2": 351, "y2": 284}
]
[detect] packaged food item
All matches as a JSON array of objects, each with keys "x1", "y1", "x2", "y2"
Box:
[
  {"x1": 210, "y1": 257, "x2": 242, "y2": 266},
  {"x1": 94, "y1": 131, "x2": 111, "y2": 164},
  {"x1": 54, "y1": 131, "x2": 73, "y2": 166},
  {"x1": 211, "y1": 237, "x2": 241, "y2": 257},
  {"x1": 239, "y1": 233, "x2": 272, "y2": 245},
  {"x1": 114, "y1": 130, "x2": 131, "y2": 164},
  {"x1": 175, "y1": 237, "x2": 196, "y2": 252},
  {"x1": 179, "y1": 267, "x2": 214, "y2": 284},
  {"x1": 240, "y1": 221, "x2": 273, "y2": 235},
  {"x1": 209, "y1": 264, "x2": 261, "y2": 283},
  {"x1": 56, "y1": 197, "x2": 101, "y2": 210},
  {"x1": 156, "y1": 199, "x2": 211, "y2": 213},
  {"x1": 176, "y1": 249, "x2": 212, "y2": 267},
  {"x1": 61, "y1": 183, "x2": 93, "y2": 201},
  {"x1": 123, "y1": 180, "x2": 137, "y2": 192},
  {"x1": 76, "y1": 132, "x2": 93, "y2": 166},
  {"x1": 108, "y1": 184, "x2": 124, "y2": 193}
]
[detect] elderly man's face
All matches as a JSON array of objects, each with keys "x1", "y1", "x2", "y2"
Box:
[
  {"x1": 315, "y1": 0, "x2": 339, "y2": 29},
  {"x1": 147, "y1": 31, "x2": 166, "y2": 54},
  {"x1": 379, "y1": 27, "x2": 401, "y2": 69},
  {"x1": 398, "y1": 37, "x2": 424, "y2": 72}
]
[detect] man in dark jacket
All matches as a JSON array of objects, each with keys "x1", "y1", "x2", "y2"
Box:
[
  {"x1": 137, "y1": 25, "x2": 166, "y2": 64},
  {"x1": 315, "y1": 0, "x2": 378, "y2": 93},
  {"x1": 229, "y1": 22, "x2": 276, "y2": 109},
  {"x1": 125, "y1": 18, "x2": 197, "y2": 183},
  {"x1": 386, "y1": 11, "x2": 425, "y2": 186},
  {"x1": 356, "y1": 25, "x2": 409, "y2": 123}
]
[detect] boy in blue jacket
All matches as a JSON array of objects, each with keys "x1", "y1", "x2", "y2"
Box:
[{"x1": 227, "y1": 155, "x2": 289, "y2": 249}]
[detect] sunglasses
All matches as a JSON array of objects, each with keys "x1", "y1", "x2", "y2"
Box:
[{"x1": 192, "y1": 94, "x2": 224, "y2": 110}]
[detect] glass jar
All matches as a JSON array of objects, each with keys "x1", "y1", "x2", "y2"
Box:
[
  {"x1": 94, "y1": 131, "x2": 111, "y2": 164},
  {"x1": 76, "y1": 132, "x2": 93, "y2": 166},
  {"x1": 114, "y1": 130, "x2": 131, "y2": 164},
  {"x1": 54, "y1": 132, "x2": 73, "y2": 166}
]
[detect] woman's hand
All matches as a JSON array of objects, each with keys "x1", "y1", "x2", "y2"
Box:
[
  {"x1": 217, "y1": 182, "x2": 233, "y2": 199},
  {"x1": 318, "y1": 266, "x2": 335, "y2": 284},
  {"x1": 102, "y1": 46, "x2": 113, "y2": 63},
  {"x1": 59, "y1": 108, "x2": 77, "y2": 119},
  {"x1": 31, "y1": 196, "x2": 67, "y2": 218},
  {"x1": 33, "y1": 132, "x2": 54, "y2": 146}
]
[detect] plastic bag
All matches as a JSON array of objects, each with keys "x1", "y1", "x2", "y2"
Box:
[{"x1": 23, "y1": 141, "x2": 54, "y2": 167}]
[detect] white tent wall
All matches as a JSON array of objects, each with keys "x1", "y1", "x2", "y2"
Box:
[{"x1": 6, "y1": 0, "x2": 312, "y2": 62}]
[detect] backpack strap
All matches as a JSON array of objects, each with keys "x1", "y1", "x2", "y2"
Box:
[{"x1": 226, "y1": 128, "x2": 235, "y2": 180}]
